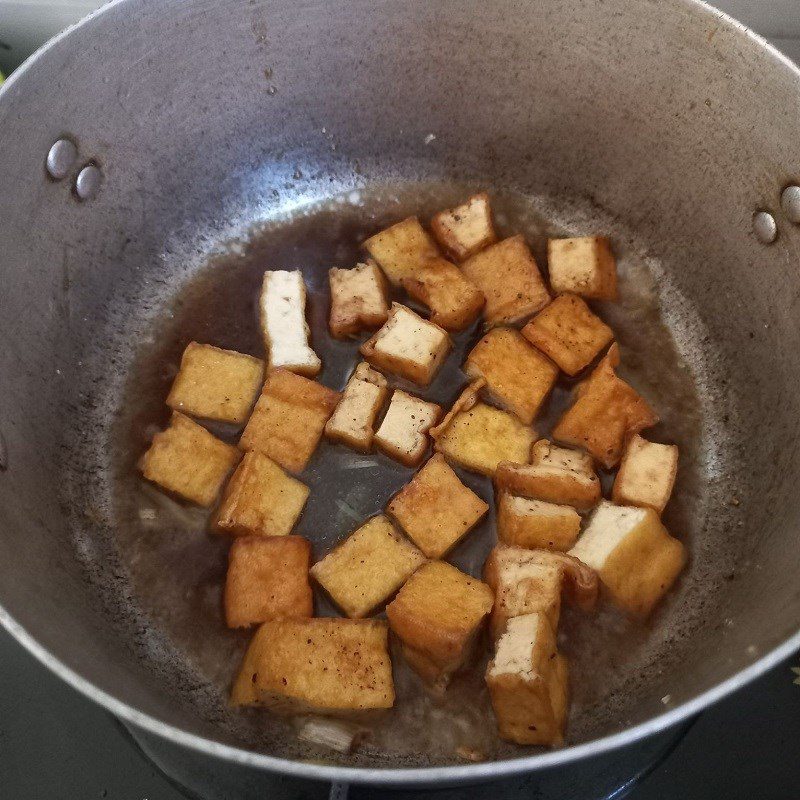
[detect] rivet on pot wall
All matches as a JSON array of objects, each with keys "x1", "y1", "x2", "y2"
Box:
[
  {"x1": 46, "y1": 138, "x2": 78, "y2": 180},
  {"x1": 752, "y1": 211, "x2": 778, "y2": 245},
  {"x1": 75, "y1": 163, "x2": 103, "y2": 201},
  {"x1": 780, "y1": 186, "x2": 800, "y2": 224}
]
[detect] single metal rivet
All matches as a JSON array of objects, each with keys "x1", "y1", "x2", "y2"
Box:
[
  {"x1": 46, "y1": 138, "x2": 78, "y2": 180},
  {"x1": 780, "y1": 185, "x2": 800, "y2": 224},
  {"x1": 752, "y1": 210, "x2": 778, "y2": 244},
  {"x1": 75, "y1": 163, "x2": 103, "y2": 201}
]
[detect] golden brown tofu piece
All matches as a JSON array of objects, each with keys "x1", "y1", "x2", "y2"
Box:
[
  {"x1": 430, "y1": 192, "x2": 498, "y2": 261},
  {"x1": 431, "y1": 381, "x2": 536, "y2": 476},
  {"x1": 552, "y1": 345, "x2": 658, "y2": 469},
  {"x1": 360, "y1": 303, "x2": 452, "y2": 386},
  {"x1": 387, "y1": 453, "x2": 489, "y2": 558},
  {"x1": 239, "y1": 369, "x2": 340, "y2": 473},
  {"x1": 325, "y1": 362, "x2": 388, "y2": 452},
  {"x1": 484, "y1": 544, "x2": 598, "y2": 639},
  {"x1": 494, "y1": 439, "x2": 601, "y2": 511},
  {"x1": 139, "y1": 412, "x2": 239, "y2": 507},
  {"x1": 569, "y1": 501, "x2": 686, "y2": 619},
  {"x1": 548, "y1": 237, "x2": 618, "y2": 301},
  {"x1": 612, "y1": 435, "x2": 679, "y2": 515},
  {"x1": 363, "y1": 216, "x2": 440, "y2": 286},
  {"x1": 522, "y1": 294, "x2": 614, "y2": 376},
  {"x1": 328, "y1": 260, "x2": 390, "y2": 339},
  {"x1": 486, "y1": 613, "x2": 568, "y2": 746},
  {"x1": 231, "y1": 618, "x2": 394, "y2": 712},
  {"x1": 461, "y1": 235, "x2": 550, "y2": 326},
  {"x1": 401, "y1": 257, "x2": 485, "y2": 331},
  {"x1": 465, "y1": 328, "x2": 558, "y2": 425},
  {"x1": 310, "y1": 515, "x2": 426, "y2": 618},
  {"x1": 496, "y1": 491, "x2": 582, "y2": 552},
  {"x1": 166, "y1": 342, "x2": 264, "y2": 425},
  {"x1": 386, "y1": 561, "x2": 493, "y2": 689},
  {"x1": 374, "y1": 390, "x2": 441, "y2": 467},
  {"x1": 214, "y1": 450, "x2": 309, "y2": 537},
  {"x1": 224, "y1": 535, "x2": 313, "y2": 628}
]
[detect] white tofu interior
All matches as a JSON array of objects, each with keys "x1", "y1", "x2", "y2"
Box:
[
  {"x1": 376, "y1": 391, "x2": 439, "y2": 453},
  {"x1": 490, "y1": 613, "x2": 542, "y2": 677},
  {"x1": 534, "y1": 441, "x2": 593, "y2": 475},
  {"x1": 506, "y1": 495, "x2": 574, "y2": 518},
  {"x1": 569, "y1": 501, "x2": 648, "y2": 568},
  {"x1": 373, "y1": 306, "x2": 447, "y2": 365}
]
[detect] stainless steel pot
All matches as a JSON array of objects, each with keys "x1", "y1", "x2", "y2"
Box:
[{"x1": 1, "y1": 0, "x2": 799, "y2": 791}]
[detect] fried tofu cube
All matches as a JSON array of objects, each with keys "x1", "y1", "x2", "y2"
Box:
[
  {"x1": 548, "y1": 237, "x2": 618, "y2": 301},
  {"x1": 260, "y1": 270, "x2": 321, "y2": 376},
  {"x1": 373, "y1": 390, "x2": 441, "y2": 467},
  {"x1": 166, "y1": 342, "x2": 264, "y2": 425},
  {"x1": 494, "y1": 439, "x2": 602, "y2": 511},
  {"x1": 430, "y1": 192, "x2": 498, "y2": 261},
  {"x1": 139, "y1": 412, "x2": 239, "y2": 506},
  {"x1": 522, "y1": 294, "x2": 614, "y2": 376},
  {"x1": 325, "y1": 362, "x2": 388, "y2": 452},
  {"x1": 552, "y1": 345, "x2": 658, "y2": 468},
  {"x1": 465, "y1": 328, "x2": 558, "y2": 425},
  {"x1": 360, "y1": 303, "x2": 451, "y2": 385},
  {"x1": 364, "y1": 216, "x2": 440, "y2": 286},
  {"x1": 239, "y1": 369, "x2": 340, "y2": 473},
  {"x1": 612, "y1": 435, "x2": 679, "y2": 515},
  {"x1": 231, "y1": 618, "x2": 394, "y2": 712},
  {"x1": 310, "y1": 515, "x2": 426, "y2": 618},
  {"x1": 328, "y1": 260, "x2": 390, "y2": 339},
  {"x1": 431, "y1": 381, "x2": 536, "y2": 476},
  {"x1": 483, "y1": 544, "x2": 598, "y2": 638},
  {"x1": 386, "y1": 561, "x2": 493, "y2": 689},
  {"x1": 214, "y1": 450, "x2": 309, "y2": 537},
  {"x1": 461, "y1": 235, "x2": 550, "y2": 326},
  {"x1": 387, "y1": 453, "x2": 489, "y2": 558},
  {"x1": 568, "y1": 501, "x2": 686, "y2": 619},
  {"x1": 224, "y1": 535, "x2": 313, "y2": 628},
  {"x1": 496, "y1": 492, "x2": 581, "y2": 552},
  {"x1": 486, "y1": 613, "x2": 568, "y2": 746},
  {"x1": 401, "y1": 257, "x2": 484, "y2": 331}
]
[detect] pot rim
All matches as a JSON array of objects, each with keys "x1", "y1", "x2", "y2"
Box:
[{"x1": 1, "y1": 0, "x2": 799, "y2": 786}]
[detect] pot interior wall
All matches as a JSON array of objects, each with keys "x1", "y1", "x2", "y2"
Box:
[{"x1": 0, "y1": 0, "x2": 799, "y2": 772}]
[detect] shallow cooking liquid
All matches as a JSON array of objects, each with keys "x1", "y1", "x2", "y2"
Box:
[{"x1": 109, "y1": 182, "x2": 716, "y2": 765}]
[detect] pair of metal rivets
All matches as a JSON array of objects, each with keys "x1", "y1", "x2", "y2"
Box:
[
  {"x1": 46, "y1": 138, "x2": 102, "y2": 200},
  {"x1": 752, "y1": 185, "x2": 800, "y2": 245}
]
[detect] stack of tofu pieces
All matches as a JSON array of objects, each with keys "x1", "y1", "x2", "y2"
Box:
[{"x1": 138, "y1": 191, "x2": 686, "y2": 753}]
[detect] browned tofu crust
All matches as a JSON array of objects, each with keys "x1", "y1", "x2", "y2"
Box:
[
  {"x1": 139, "y1": 412, "x2": 240, "y2": 507},
  {"x1": 496, "y1": 492, "x2": 582, "y2": 552},
  {"x1": 373, "y1": 390, "x2": 442, "y2": 467},
  {"x1": 328, "y1": 260, "x2": 390, "y2": 339},
  {"x1": 363, "y1": 216, "x2": 440, "y2": 286},
  {"x1": 522, "y1": 294, "x2": 614, "y2": 376},
  {"x1": 214, "y1": 450, "x2": 310, "y2": 537},
  {"x1": 552, "y1": 345, "x2": 658, "y2": 468},
  {"x1": 387, "y1": 453, "x2": 489, "y2": 558},
  {"x1": 548, "y1": 237, "x2": 618, "y2": 301},
  {"x1": 224, "y1": 535, "x2": 313, "y2": 628},
  {"x1": 461, "y1": 235, "x2": 551, "y2": 326},
  {"x1": 230, "y1": 618, "x2": 394, "y2": 712},
  {"x1": 612, "y1": 434, "x2": 679, "y2": 514},
  {"x1": 465, "y1": 328, "x2": 559, "y2": 425},
  {"x1": 430, "y1": 192, "x2": 498, "y2": 262},
  {"x1": 239, "y1": 368, "x2": 340, "y2": 473},
  {"x1": 324, "y1": 362, "x2": 388, "y2": 452},
  {"x1": 401, "y1": 257, "x2": 485, "y2": 331}
]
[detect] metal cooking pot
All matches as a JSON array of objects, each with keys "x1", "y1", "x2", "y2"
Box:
[{"x1": 1, "y1": 0, "x2": 800, "y2": 794}]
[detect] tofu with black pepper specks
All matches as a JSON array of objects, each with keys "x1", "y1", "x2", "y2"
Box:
[
  {"x1": 260, "y1": 270, "x2": 321, "y2": 376},
  {"x1": 486, "y1": 613, "x2": 569, "y2": 746},
  {"x1": 360, "y1": 303, "x2": 451, "y2": 385},
  {"x1": 374, "y1": 390, "x2": 441, "y2": 467},
  {"x1": 328, "y1": 260, "x2": 390, "y2": 339},
  {"x1": 568, "y1": 501, "x2": 686, "y2": 619},
  {"x1": 139, "y1": 412, "x2": 240, "y2": 507},
  {"x1": 465, "y1": 328, "x2": 558, "y2": 425},
  {"x1": 239, "y1": 369, "x2": 340, "y2": 473},
  {"x1": 430, "y1": 193, "x2": 498, "y2": 261},
  {"x1": 224, "y1": 535, "x2": 313, "y2": 628},
  {"x1": 325, "y1": 362, "x2": 388, "y2": 452},
  {"x1": 612, "y1": 435, "x2": 678, "y2": 515},
  {"x1": 166, "y1": 342, "x2": 264, "y2": 425},
  {"x1": 363, "y1": 216, "x2": 440, "y2": 286},
  {"x1": 548, "y1": 237, "x2": 618, "y2": 301},
  {"x1": 311, "y1": 515, "x2": 426, "y2": 619},
  {"x1": 496, "y1": 492, "x2": 582, "y2": 552},
  {"x1": 386, "y1": 561, "x2": 494, "y2": 690},
  {"x1": 461, "y1": 235, "x2": 550, "y2": 326},
  {"x1": 388, "y1": 453, "x2": 489, "y2": 558},
  {"x1": 231, "y1": 618, "x2": 394, "y2": 713},
  {"x1": 214, "y1": 450, "x2": 309, "y2": 537}
]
